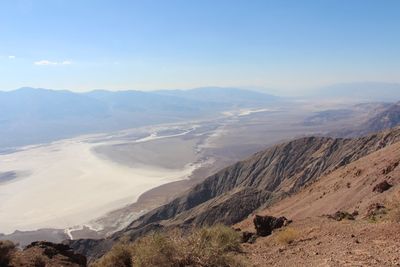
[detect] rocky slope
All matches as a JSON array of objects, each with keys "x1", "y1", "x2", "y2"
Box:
[
  {"x1": 336, "y1": 101, "x2": 400, "y2": 137},
  {"x1": 69, "y1": 127, "x2": 400, "y2": 260},
  {"x1": 237, "y1": 135, "x2": 400, "y2": 266},
  {"x1": 356, "y1": 101, "x2": 400, "y2": 134}
]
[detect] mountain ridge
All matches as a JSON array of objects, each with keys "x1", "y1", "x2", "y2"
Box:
[{"x1": 0, "y1": 87, "x2": 278, "y2": 148}]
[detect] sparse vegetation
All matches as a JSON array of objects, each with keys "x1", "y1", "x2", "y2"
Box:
[
  {"x1": 0, "y1": 240, "x2": 17, "y2": 267},
  {"x1": 327, "y1": 211, "x2": 356, "y2": 221},
  {"x1": 274, "y1": 227, "x2": 299, "y2": 245},
  {"x1": 366, "y1": 203, "x2": 388, "y2": 222},
  {"x1": 91, "y1": 241, "x2": 133, "y2": 267},
  {"x1": 91, "y1": 224, "x2": 244, "y2": 267}
]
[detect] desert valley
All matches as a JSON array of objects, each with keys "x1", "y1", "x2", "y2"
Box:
[
  {"x1": 1, "y1": 1, "x2": 400, "y2": 266},
  {"x1": 1, "y1": 85, "x2": 400, "y2": 267}
]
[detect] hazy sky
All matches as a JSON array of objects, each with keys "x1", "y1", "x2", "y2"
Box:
[{"x1": 0, "y1": 0, "x2": 399, "y2": 92}]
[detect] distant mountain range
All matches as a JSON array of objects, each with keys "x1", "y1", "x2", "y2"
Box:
[
  {"x1": 0, "y1": 87, "x2": 277, "y2": 148},
  {"x1": 2, "y1": 82, "x2": 400, "y2": 148}
]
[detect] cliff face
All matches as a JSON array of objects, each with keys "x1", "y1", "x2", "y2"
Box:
[{"x1": 70, "y1": 127, "x2": 400, "y2": 260}]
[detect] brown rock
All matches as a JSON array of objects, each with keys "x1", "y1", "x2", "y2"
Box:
[
  {"x1": 373, "y1": 180, "x2": 392, "y2": 193},
  {"x1": 253, "y1": 215, "x2": 289, "y2": 237},
  {"x1": 241, "y1": 231, "x2": 256, "y2": 243}
]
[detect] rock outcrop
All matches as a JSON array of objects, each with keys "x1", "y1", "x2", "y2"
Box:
[
  {"x1": 253, "y1": 215, "x2": 289, "y2": 236},
  {"x1": 373, "y1": 181, "x2": 393, "y2": 193},
  {"x1": 10, "y1": 241, "x2": 86, "y2": 267}
]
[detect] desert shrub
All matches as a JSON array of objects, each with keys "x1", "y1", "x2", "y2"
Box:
[
  {"x1": 91, "y1": 225, "x2": 244, "y2": 267},
  {"x1": 91, "y1": 242, "x2": 133, "y2": 267},
  {"x1": 132, "y1": 232, "x2": 180, "y2": 267},
  {"x1": 366, "y1": 203, "x2": 388, "y2": 222},
  {"x1": 327, "y1": 211, "x2": 356, "y2": 221},
  {"x1": 0, "y1": 240, "x2": 17, "y2": 267},
  {"x1": 274, "y1": 227, "x2": 299, "y2": 244},
  {"x1": 184, "y1": 224, "x2": 242, "y2": 267}
]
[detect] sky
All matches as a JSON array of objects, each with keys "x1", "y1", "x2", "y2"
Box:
[{"x1": 0, "y1": 0, "x2": 399, "y2": 93}]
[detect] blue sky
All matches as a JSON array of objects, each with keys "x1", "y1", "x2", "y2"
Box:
[{"x1": 0, "y1": 0, "x2": 399, "y2": 92}]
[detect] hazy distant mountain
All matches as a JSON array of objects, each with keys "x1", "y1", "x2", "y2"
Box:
[
  {"x1": 0, "y1": 87, "x2": 278, "y2": 148},
  {"x1": 0, "y1": 87, "x2": 108, "y2": 120},
  {"x1": 153, "y1": 87, "x2": 278, "y2": 105},
  {"x1": 303, "y1": 102, "x2": 391, "y2": 127},
  {"x1": 361, "y1": 102, "x2": 400, "y2": 132},
  {"x1": 335, "y1": 101, "x2": 400, "y2": 137},
  {"x1": 311, "y1": 82, "x2": 400, "y2": 102}
]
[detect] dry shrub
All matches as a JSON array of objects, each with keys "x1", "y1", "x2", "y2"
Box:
[
  {"x1": 91, "y1": 224, "x2": 244, "y2": 267},
  {"x1": 274, "y1": 227, "x2": 299, "y2": 245},
  {"x1": 183, "y1": 224, "x2": 243, "y2": 267},
  {"x1": 366, "y1": 203, "x2": 387, "y2": 222},
  {"x1": 91, "y1": 242, "x2": 133, "y2": 267},
  {"x1": 132, "y1": 232, "x2": 180, "y2": 267},
  {"x1": 0, "y1": 240, "x2": 17, "y2": 267}
]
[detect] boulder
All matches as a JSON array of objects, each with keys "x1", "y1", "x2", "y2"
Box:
[
  {"x1": 373, "y1": 180, "x2": 392, "y2": 193},
  {"x1": 253, "y1": 215, "x2": 289, "y2": 237},
  {"x1": 241, "y1": 231, "x2": 256, "y2": 243}
]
